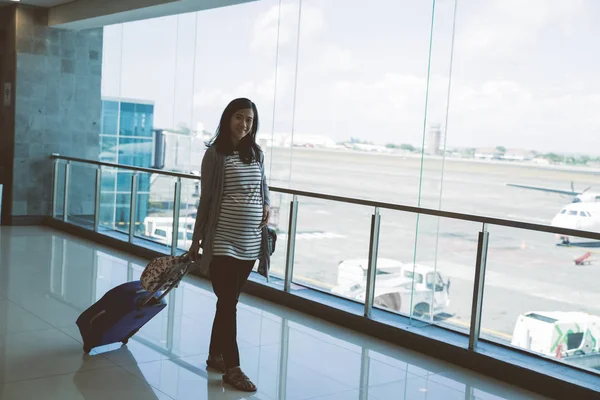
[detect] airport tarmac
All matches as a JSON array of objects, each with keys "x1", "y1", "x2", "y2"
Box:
[{"x1": 148, "y1": 147, "x2": 600, "y2": 343}]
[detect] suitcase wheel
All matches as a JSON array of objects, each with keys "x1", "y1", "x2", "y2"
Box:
[{"x1": 122, "y1": 328, "x2": 139, "y2": 345}]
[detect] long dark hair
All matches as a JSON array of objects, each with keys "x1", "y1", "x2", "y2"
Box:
[{"x1": 207, "y1": 98, "x2": 261, "y2": 164}]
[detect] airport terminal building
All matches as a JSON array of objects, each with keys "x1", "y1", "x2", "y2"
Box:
[{"x1": 0, "y1": 1, "x2": 599, "y2": 399}]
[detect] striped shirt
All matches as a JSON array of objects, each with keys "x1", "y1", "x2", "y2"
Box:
[{"x1": 213, "y1": 152, "x2": 263, "y2": 260}]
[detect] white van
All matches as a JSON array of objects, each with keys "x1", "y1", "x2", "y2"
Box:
[
  {"x1": 332, "y1": 258, "x2": 451, "y2": 317},
  {"x1": 511, "y1": 311, "x2": 600, "y2": 358},
  {"x1": 145, "y1": 216, "x2": 196, "y2": 234},
  {"x1": 144, "y1": 216, "x2": 196, "y2": 248},
  {"x1": 145, "y1": 225, "x2": 194, "y2": 248}
]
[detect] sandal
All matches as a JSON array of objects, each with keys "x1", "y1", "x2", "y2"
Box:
[
  {"x1": 223, "y1": 367, "x2": 257, "y2": 392},
  {"x1": 206, "y1": 354, "x2": 226, "y2": 373}
]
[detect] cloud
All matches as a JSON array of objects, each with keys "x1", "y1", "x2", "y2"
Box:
[
  {"x1": 295, "y1": 69, "x2": 600, "y2": 153},
  {"x1": 251, "y1": 2, "x2": 354, "y2": 74},
  {"x1": 447, "y1": 79, "x2": 600, "y2": 151},
  {"x1": 193, "y1": 89, "x2": 232, "y2": 109},
  {"x1": 251, "y1": 2, "x2": 325, "y2": 52},
  {"x1": 112, "y1": 0, "x2": 598, "y2": 154},
  {"x1": 190, "y1": 68, "x2": 600, "y2": 154},
  {"x1": 451, "y1": 80, "x2": 533, "y2": 113},
  {"x1": 333, "y1": 74, "x2": 428, "y2": 121},
  {"x1": 192, "y1": 65, "x2": 293, "y2": 108},
  {"x1": 457, "y1": 0, "x2": 587, "y2": 57},
  {"x1": 318, "y1": 43, "x2": 355, "y2": 72}
]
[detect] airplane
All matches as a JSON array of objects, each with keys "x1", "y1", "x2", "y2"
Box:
[
  {"x1": 550, "y1": 202, "x2": 600, "y2": 245},
  {"x1": 506, "y1": 182, "x2": 600, "y2": 245},
  {"x1": 506, "y1": 182, "x2": 600, "y2": 203}
]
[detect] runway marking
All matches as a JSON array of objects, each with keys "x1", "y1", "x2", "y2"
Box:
[
  {"x1": 566, "y1": 248, "x2": 600, "y2": 255},
  {"x1": 279, "y1": 232, "x2": 346, "y2": 240},
  {"x1": 446, "y1": 318, "x2": 513, "y2": 340},
  {"x1": 294, "y1": 275, "x2": 334, "y2": 289}
]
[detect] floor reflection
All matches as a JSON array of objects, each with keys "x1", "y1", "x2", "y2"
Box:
[{"x1": 0, "y1": 226, "x2": 548, "y2": 399}]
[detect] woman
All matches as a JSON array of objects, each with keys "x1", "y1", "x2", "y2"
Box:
[{"x1": 189, "y1": 98, "x2": 271, "y2": 392}]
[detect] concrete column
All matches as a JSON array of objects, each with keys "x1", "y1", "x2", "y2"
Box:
[
  {"x1": 5, "y1": 5, "x2": 103, "y2": 224},
  {"x1": 0, "y1": 5, "x2": 17, "y2": 225}
]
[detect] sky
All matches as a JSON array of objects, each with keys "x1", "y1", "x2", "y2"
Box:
[{"x1": 100, "y1": 0, "x2": 600, "y2": 155}]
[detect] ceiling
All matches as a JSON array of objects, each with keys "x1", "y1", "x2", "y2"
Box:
[{"x1": 13, "y1": 0, "x2": 74, "y2": 7}]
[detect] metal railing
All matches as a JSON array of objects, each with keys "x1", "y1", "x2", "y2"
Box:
[{"x1": 50, "y1": 154, "x2": 600, "y2": 351}]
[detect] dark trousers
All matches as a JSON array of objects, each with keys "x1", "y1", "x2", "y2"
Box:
[{"x1": 208, "y1": 256, "x2": 255, "y2": 369}]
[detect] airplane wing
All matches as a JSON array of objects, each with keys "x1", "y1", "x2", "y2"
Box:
[{"x1": 506, "y1": 183, "x2": 579, "y2": 196}]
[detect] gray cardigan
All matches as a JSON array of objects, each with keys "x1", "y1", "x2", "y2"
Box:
[{"x1": 191, "y1": 146, "x2": 271, "y2": 281}]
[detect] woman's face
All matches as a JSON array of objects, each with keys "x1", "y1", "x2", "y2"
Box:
[{"x1": 229, "y1": 108, "x2": 254, "y2": 143}]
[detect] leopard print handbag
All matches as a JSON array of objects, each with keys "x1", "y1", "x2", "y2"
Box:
[{"x1": 140, "y1": 253, "x2": 193, "y2": 292}]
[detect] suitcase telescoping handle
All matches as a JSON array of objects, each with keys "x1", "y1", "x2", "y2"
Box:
[{"x1": 138, "y1": 261, "x2": 193, "y2": 308}]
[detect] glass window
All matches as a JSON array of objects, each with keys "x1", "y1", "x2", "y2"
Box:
[
  {"x1": 137, "y1": 173, "x2": 151, "y2": 193},
  {"x1": 135, "y1": 103, "x2": 155, "y2": 138},
  {"x1": 404, "y1": 271, "x2": 423, "y2": 284},
  {"x1": 101, "y1": 169, "x2": 116, "y2": 191},
  {"x1": 101, "y1": 101, "x2": 119, "y2": 135},
  {"x1": 116, "y1": 193, "x2": 130, "y2": 207},
  {"x1": 566, "y1": 332, "x2": 584, "y2": 351},
  {"x1": 99, "y1": 192, "x2": 116, "y2": 229},
  {"x1": 87, "y1": 0, "x2": 600, "y2": 386},
  {"x1": 114, "y1": 201, "x2": 130, "y2": 229},
  {"x1": 119, "y1": 102, "x2": 135, "y2": 136},
  {"x1": 92, "y1": 0, "x2": 600, "y2": 381},
  {"x1": 117, "y1": 101, "x2": 155, "y2": 138},
  {"x1": 426, "y1": 272, "x2": 445, "y2": 292},
  {"x1": 117, "y1": 137, "x2": 153, "y2": 168},
  {"x1": 116, "y1": 171, "x2": 133, "y2": 192},
  {"x1": 99, "y1": 136, "x2": 118, "y2": 163}
]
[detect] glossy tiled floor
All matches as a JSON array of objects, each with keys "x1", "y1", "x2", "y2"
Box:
[{"x1": 0, "y1": 226, "x2": 550, "y2": 400}]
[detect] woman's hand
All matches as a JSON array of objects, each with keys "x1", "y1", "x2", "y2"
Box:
[
  {"x1": 259, "y1": 205, "x2": 270, "y2": 229},
  {"x1": 188, "y1": 242, "x2": 201, "y2": 262}
]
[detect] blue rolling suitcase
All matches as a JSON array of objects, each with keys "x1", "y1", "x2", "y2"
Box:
[{"x1": 76, "y1": 261, "x2": 192, "y2": 353}]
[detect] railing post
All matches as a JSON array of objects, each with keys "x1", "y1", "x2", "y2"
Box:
[
  {"x1": 60, "y1": 238, "x2": 67, "y2": 297},
  {"x1": 166, "y1": 290, "x2": 176, "y2": 351},
  {"x1": 129, "y1": 172, "x2": 138, "y2": 243},
  {"x1": 94, "y1": 167, "x2": 102, "y2": 232},
  {"x1": 63, "y1": 161, "x2": 70, "y2": 221},
  {"x1": 469, "y1": 223, "x2": 489, "y2": 350},
  {"x1": 91, "y1": 250, "x2": 98, "y2": 302},
  {"x1": 284, "y1": 195, "x2": 299, "y2": 292},
  {"x1": 364, "y1": 207, "x2": 381, "y2": 317},
  {"x1": 465, "y1": 385, "x2": 475, "y2": 400},
  {"x1": 50, "y1": 236, "x2": 57, "y2": 292},
  {"x1": 127, "y1": 261, "x2": 134, "y2": 282},
  {"x1": 52, "y1": 157, "x2": 59, "y2": 219},
  {"x1": 359, "y1": 347, "x2": 371, "y2": 400},
  {"x1": 278, "y1": 319, "x2": 290, "y2": 400},
  {"x1": 171, "y1": 177, "x2": 182, "y2": 256}
]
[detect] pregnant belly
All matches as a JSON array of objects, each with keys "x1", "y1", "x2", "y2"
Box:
[{"x1": 219, "y1": 200, "x2": 263, "y2": 227}]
